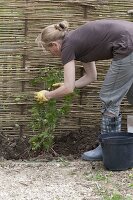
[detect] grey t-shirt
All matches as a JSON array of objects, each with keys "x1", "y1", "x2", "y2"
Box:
[{"x1": 61, "y1": 19, "x2": 133, "y2": 65}]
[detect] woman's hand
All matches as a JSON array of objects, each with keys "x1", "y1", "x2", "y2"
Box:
[
  {"x1": 52, "y1": 82, "x2": 64, "y2": 88},
  {"x1": 34, "y1": 90, "x2": 49, "y2": 103}
]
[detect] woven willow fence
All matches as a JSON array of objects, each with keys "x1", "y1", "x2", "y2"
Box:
[{"x1": 0, "y1": 0, "x2": 133, "y2": 138}]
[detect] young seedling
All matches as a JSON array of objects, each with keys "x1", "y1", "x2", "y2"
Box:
[{"x1": 29, "y1": 68, "x2": 78, "y2": 153}]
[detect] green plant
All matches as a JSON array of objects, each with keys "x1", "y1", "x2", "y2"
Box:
[
  {"x1": 29, "y1": 68, "x2": 77, "y2": 153},
  {"x1": 102, "y1": 192, "x2": 132, "y2": 200},
  {"x1": 109, "y1": 194, "x2": 123, "y2": 200},
  {"x1": 95, "y1": 173, "x2": 108, "y2": 181},
  {"x1": 85, "y1": 171, "x2": 108, "y2": 182}
]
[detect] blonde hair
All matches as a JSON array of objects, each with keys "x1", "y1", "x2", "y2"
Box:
[{"x1": 36, "y1": 20, "x2": 69, "y2": 47}]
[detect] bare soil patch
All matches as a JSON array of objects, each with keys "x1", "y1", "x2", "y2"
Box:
[{"x1": 0, "y1": 127, "x2": 100, "y2": 160}]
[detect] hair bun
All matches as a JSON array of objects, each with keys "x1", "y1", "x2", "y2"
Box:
[{"x1": 55, "y1": 20, "x2": 69, "y2": 31}]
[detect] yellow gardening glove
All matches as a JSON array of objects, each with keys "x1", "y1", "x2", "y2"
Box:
[
  {"x1": 34, "y1": 90, "x2": 48, "y2": 104},
  {"x1": 52, "y1": 82, "x2": 64, "y2": 88}
]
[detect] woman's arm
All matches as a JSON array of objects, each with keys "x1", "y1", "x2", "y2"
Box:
[
  {"x1": 45, "y1": 61, "x2": 96, "y2": 100},
  {"x1": 46, "y1": 60, "x2": 75, "y2": 99},
  {"x1": 75, "y1": 61, "x2": 97, "y2": 88}
]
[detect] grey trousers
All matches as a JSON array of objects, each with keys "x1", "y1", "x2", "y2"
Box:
[{"x1": 100, "y1": 52, "x2": 133, "y2": 116}]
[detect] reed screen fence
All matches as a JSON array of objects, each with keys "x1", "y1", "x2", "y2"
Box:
[{"x1": 0, "y1": 0, "x2": 133, "y2": 138}]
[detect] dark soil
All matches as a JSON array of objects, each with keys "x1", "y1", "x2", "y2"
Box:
[
  {"x1": 0, "y1": 126, "x2": 100, "y2": 160},
  {"x1": 54, "y1": 126, "x2": 100, "y2": 158}
]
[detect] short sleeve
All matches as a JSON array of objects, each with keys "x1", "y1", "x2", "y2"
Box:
[{"x1": 61, "y1": 44, "x2": 75, "y2": 65}]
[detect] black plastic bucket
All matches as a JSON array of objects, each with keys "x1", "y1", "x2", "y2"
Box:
[{"x1": 99, "y1": 132, "x2": 133, "y2": 171}]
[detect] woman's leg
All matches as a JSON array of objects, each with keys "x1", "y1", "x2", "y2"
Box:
[
  {"x1": 100, "y1": 52, "x2": 133, "y2": 133},
  {"x1": 127, "y1": 83, "x2": 133, "y2": 105},
  {"x1": 82, "y1": 52, "x2": 133, "y2": 161}
]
